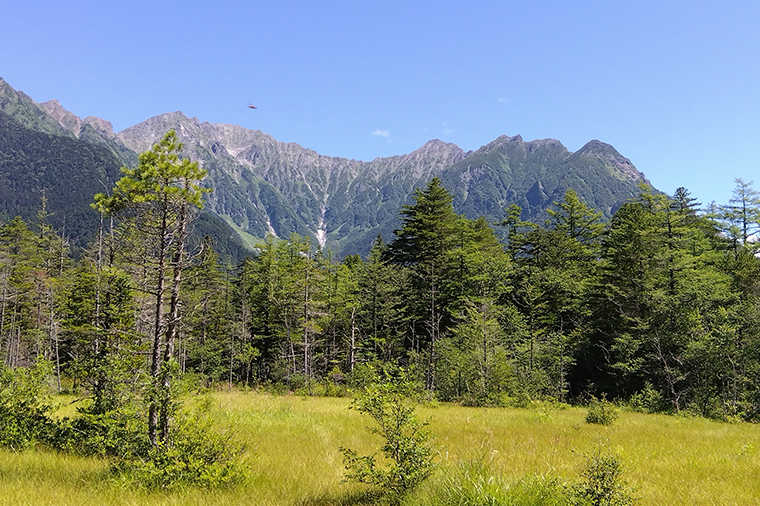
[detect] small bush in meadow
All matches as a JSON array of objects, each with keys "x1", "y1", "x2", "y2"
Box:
[
  {"x1": 112, "y1": 405, "x2": 247, "y2": 490},
  {"x1": 0, "y1": 360, "x2": 59, "y2": 451},
  {"x1": 585, "y1": 396, "x2": 618, "y2": 426},
  {"x1": 341, "y1": 371, "x2": 434, "y2": 502},
  {"x1": 628, "y1": 383, "x2": 666, "y2": 414},
  {"x1": 570, "y1": 445, "x2": 635, "y2": 506}
]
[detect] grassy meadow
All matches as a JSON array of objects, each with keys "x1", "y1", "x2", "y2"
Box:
[{"x1": 1, "y1": 392, "x2": 759, "y2": 505}]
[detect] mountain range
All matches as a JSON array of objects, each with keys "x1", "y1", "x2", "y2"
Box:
[{"x1": 0, "y1": 77, "x2": 651, "y2": 258}]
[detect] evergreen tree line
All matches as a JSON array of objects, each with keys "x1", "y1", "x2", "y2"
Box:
[{"x1": 2, "y1": 142, "x2": 760, "y2": 421}]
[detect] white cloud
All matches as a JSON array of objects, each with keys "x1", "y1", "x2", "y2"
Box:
[
  {"x1": 498, "y1": 97, "x2": 508, "y2": 104},
  {"x1": 372, "y1": 129, "x2": 390, "y2": 138}
]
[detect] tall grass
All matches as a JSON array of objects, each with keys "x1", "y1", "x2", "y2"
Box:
[{"x1": 1, "y1": 393, "x2": 759, "y2": 505}]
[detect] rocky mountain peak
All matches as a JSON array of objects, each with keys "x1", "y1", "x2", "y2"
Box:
[
  {"x1": 408, "y1": 139, "x2": 467, "y2": 160},
  {"x1": 117, "y1": 111, "x2": 198, "y2": 153},
  {"x1": 82, "y1": 115, "x2": 116, "y2": 139},
  {"x1": 572, "y1": 140, "x2": 648, "y2": 183},
  {"x1": 483, "y1": 134, "x2": 524, "y2": 151},
  {"x1": 524, "y1": 137, "x2": 567, "y2": 153},
  {"x1": 36, "y1": 99, "x2": 116, "y2": 141}
]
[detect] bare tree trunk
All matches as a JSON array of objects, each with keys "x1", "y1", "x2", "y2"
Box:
[
  {"x1": 426, "y1": 264, "x2": 438, "y2": 392},
  {"x1": 148, "y1": 204, "x2": 169, "y2": 447},
  {"x1": 349, "y1": 307, "x2": 356, "y2": 372},
  {"x1": 481, "y1": 304, "x2": 488, "y2": 394},
  {"x1": 229, "y1": 331, "x2": 234, "y2": 390},
  {"x1": 303, "y1": 258, "x2": 310, "y2": 379},
  {"x1": 50, "y1": 286, "x2": 61, "y2": 393},
  {"x1": 0, "y1": 275, "x2": 7, "y2": 365},
  {"x1": 160, "y1": 197, "x2": 189, "y2": 445}
]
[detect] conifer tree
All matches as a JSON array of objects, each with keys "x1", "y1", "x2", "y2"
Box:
[
  {"x1": 93, "y1": 130, "x2": 209, "y2": 446},
  {"x1": 721, "y1": 178, "x2": 760, "y2": 250},
  {"x1": 357, "y1": 236, "x2": 405, "y2": 363},
  {"x1": 387, "y1": 178, "x2": 460, "y2": 391}
]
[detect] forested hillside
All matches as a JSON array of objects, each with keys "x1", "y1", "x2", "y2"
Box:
[{"x1": 0, "y1": 110, "x2": 123, "y2": 246}]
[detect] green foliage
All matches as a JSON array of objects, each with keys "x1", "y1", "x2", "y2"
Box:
[
  {"x1": 346, "y1": 361, "x2": 384, "y2": 390},
  {"x1": 57, "y1": 407, "x2": 148, "y2": 458},
  {"x1": 341, "y1": 372, "x2": 435, "y2": 500},
  {"x1": 62, "y1": 263, "x2": 142, "y2": 413},
  {"x1": 386, "y1": 178, "x2": 462, "y2": 370},
  {"x1": 718, "y1": 178, "x2": 760, "y2": 250},
  {"x1": 0, "y1": 359, "x2": 57, "y2": 450},
  {"x1": 570, "y1": 445, "x2": 635, "y2": 506},
  {"x1": 585, "y1": 396, "x2": 619, "y2": 426},
  {"x1": 411, "y1": 443, "x2": 635, "y2": 506},
  {"x1": 93, "y1": 129, "x2": 210, "y2": 217},
  {"x1": 94, "y1": 129, "x2": 211, "y2": 448},
  {"x1": 628, "y1": 383, "x2": 667, "y2": 414},
  {"x1": 180, "y1": 246, "x2": 238, "y2": 385},
  {"x1": 111, "y1": 402, "x2": 248, "y2": 490},
  {"x1": 189, "y1": 211, "x2": 252, "y2": 263},
  {"x1": 438, "y1": 302, "x2": 517, "y2": 407}
]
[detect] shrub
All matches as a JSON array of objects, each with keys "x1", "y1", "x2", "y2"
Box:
[
  {"x1": 57, "y1": 408, "x2": 148, "y2": 458},
  {"x1": 629, "y1": 383, "x2": 666, "y2": 414},
  {"x1": 111, "y1": 403, "x2": 247, "y2": 490},
  {"x1": 58, "y1": 387, "x2": 247, "y2": 490},
  {"x1": 570, "y1": 445, "x2": 635, "y2": 506},
  {"x1": 0, "y1": 360, "x2": 59, "y2": 450},
  {"x1": 340, "y1": 371, "x2": 434, "y2": 501},
  {"x1": 586, "y1": 396, "x2": 618, "y2": 426}
]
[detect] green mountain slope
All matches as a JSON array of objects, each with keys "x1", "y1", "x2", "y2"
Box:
[
  {"x1": 0, "y1": 81, "x2": 249, "y2": 261},
  {"x1": 0, "y1": 110, "x2": 123, "y2": 246}
]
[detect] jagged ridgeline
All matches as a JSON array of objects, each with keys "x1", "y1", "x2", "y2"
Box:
[{"x1": 0, "y1": 76, "x2": 651, "y2": 257}]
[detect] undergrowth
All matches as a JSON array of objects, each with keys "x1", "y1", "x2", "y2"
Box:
[{"x1": 0, "y1": 360, "x2": 248, "y2": 490}]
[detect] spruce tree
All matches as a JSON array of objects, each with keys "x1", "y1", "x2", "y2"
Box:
[{"x1": 387, "y1": 178, "x2": 461, "y2": 391}]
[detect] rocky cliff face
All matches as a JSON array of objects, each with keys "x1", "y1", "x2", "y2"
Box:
[
  {"x1": 38, "y1": 99, "x2": 117, "y2": 141},
  {"x1": 0, "y1": 76, "x2": 653, "y2": 257}
]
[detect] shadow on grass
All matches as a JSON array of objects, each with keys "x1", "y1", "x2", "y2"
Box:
[{"x1": 298, "y1": 488, "x2": 389, "y2": 506}]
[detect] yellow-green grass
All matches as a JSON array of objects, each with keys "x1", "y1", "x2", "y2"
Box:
[{"x1": 1, "y1": 392, "x2": 759, "y2": 505}]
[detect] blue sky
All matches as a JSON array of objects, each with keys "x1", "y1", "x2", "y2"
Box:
[{"x1": 1, "y1": 0, "x2": 759, "y2": 207}]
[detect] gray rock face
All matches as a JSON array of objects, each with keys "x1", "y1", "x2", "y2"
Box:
[{"x1": 37, "y1": 99, "x2": 116, "y2": 141}]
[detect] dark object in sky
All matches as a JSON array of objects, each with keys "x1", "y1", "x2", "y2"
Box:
[{"x1": 248, "y1": 104, "x2": 257, "y2": 109}]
